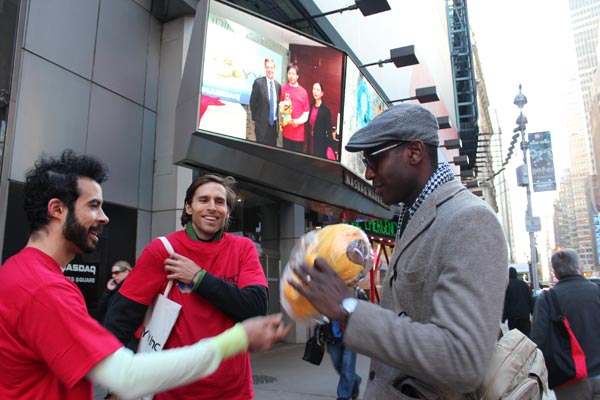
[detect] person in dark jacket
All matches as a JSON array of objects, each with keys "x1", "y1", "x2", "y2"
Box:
[
  {"x1": 306, "y1": 82, "x2": 336, "y2": 159},
  {"x1": 502, "y1": 266, "x2": 533, "y2": 336},
  {"x1": 249, "y1": 58, "x2": 281, "y2": 146},
  {"x1": 97, "y1": 260, "x2": 131, "y2": 322},
  {"x1": 531, "y1": 249, "x2": 600, "y2": 399}
]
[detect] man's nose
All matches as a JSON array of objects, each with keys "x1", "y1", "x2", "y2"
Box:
[
  {"x1": 365, "y1": 166, "x2": 376, "y2": 180},
  {"x1": 99, "y1": 207, "x2": 109, "y2": 224}
]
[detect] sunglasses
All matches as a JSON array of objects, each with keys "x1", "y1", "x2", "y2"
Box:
[
  {"x1": 111, "y1": 268, "x2": 128, "y2": 275},
  {"x1": 361, "y1": 142, "x2": 407, "y2": 171}
]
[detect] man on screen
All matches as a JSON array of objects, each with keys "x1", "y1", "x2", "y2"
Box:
[{"x1": 250, "y1": 58, "x2": 281, "y2": 146}]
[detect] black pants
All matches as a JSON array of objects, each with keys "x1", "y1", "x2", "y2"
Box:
[
  {"x1": 508, "y1": 318, "x2": 531, "y2": 337},
  {"x1": 283, "y1": 137, "x2": 304, "y2": 153},
  {"x1": 255, "y1": 122, "x2": 278, "y2": 146}
]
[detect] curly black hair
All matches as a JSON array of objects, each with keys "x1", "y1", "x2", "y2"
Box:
[{"x1": 24, "y1": 149, "x2": 108, "y2": 233}]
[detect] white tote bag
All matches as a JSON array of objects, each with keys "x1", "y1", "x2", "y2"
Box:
[{"x1": 137, "y1": 236, "x2": 182, "y2": 400}]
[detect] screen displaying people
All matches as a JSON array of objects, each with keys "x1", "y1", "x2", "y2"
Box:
[
  {"x1": 341, "y1": 57, "x2": 387, "y2": 180},
  {"x1": 197, "y1": 1, "x2": 344, "y2": 160}
]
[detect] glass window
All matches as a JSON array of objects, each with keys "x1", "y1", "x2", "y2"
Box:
[{"x1": 0, "y1": 0, "x2": 20, "y2": 181}]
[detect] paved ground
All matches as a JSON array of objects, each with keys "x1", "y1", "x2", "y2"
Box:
[{"x1": 251, "y1": 343, "x2": 369, "y2": 400}]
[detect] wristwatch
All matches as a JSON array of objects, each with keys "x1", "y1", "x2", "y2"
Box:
[{"x1": 340, "y1": 297, "x2": 359, "y2": 323}]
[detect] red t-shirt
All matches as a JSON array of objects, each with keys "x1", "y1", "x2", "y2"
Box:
[
  {"x1": 0, "y1": 247, "x2": 123, "y2": 400},
  {"x1": 119, "y1": 231, "x2": 267, "y2": 400},
  {"x1": 281, "y1": 83, "x2": 310, "y2": 141}
]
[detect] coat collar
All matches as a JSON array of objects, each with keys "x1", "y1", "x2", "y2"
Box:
[{"x1": 389, "y1": 180, "x2": 466, "y2": 271}]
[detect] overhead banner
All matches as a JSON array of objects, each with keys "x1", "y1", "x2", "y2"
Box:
[{"x1": 528, "y1": 131, "x2": 556, "y2": 192}]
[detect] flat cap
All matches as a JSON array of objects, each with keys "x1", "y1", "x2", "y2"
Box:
[{"x1": 345, "y1": 103, "x2": 439, "y2": 152}]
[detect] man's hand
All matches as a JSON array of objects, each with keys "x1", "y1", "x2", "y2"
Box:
[
  {"x1": 242, "y1": 314, "x2": 290, "y2": 352},
  {"x1": 164, "y1": 252, "x2": 203, "y2": 285},
  {"x1": 288, "y1": 257, "x2": 354, "y2": 321}
]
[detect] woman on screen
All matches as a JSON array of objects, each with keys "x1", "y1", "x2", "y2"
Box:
[
  {"x1": 280, "y1": 63, "x2": 309, "y2": 153},
  {"x1": 307, "y1": 82, "x2": 337, "y2": 160}
]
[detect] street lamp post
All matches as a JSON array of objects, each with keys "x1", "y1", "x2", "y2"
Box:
[{"x1": 514, "y1": 84, "x2": 540, "y2": 291}]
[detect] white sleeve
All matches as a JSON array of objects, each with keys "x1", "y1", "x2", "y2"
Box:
[
  {"x1": 88, "y1": 323, "x2": 247, "y2": 400},
  {"x1": 297, "y1": 111, "x2": 309, "y2": 124}
]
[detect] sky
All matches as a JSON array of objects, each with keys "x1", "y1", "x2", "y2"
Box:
[{"x1": 467, "y1": 0, "x2": 579, "y2": 267}]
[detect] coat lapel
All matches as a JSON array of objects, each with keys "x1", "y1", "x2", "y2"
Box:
[{"x1": 262, "y1": 77, "x2": 269, "y2": 99}]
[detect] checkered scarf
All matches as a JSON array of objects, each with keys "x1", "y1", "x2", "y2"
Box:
[{"x1": 395, "y1": 162, "x2": 454, "y2": 243}]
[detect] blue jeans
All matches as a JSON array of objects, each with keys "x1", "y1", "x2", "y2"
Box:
[{"x1": 327, "y1": 341, "x2": 361, "y2": 399}]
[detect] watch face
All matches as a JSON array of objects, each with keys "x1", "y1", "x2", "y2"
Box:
[{"x1": 342, "y1": 297, "x2": 359, "y2": 313}]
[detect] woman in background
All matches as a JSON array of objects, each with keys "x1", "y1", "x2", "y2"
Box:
[
  {"x1": 98, "y1": 260, "x2": 131, "y2": 322},
  {"x1": 307, "y1": 82, "x2": 336, "y2": 159},
  {"x1": 98, "y1": 260, "x2": 132, "y2": 400}
]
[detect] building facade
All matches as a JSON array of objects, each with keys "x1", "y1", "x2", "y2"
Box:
[{"x1": 1, "y1": 0, "x2": 479, "y2": 341}]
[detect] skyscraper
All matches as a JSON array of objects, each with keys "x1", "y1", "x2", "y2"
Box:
[{"x1": 554, "y1": 0, "x2": 600, "y2": 273}]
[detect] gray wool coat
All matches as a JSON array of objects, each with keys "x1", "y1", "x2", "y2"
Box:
[{"x1": 344, "y1": 179, "x2": 508, "y2": 400}]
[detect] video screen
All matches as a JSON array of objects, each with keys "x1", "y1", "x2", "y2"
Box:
[
  {"x1": 340, "y1": 56, "x2": 388, "y2": 180},
  {"x1": 198, "y1": 1, "x2": 345, "y2": 160}
]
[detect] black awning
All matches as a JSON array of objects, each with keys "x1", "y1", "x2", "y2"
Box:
[{"x1": 175, "y1": 131, "x2": 393, "y2": 221}]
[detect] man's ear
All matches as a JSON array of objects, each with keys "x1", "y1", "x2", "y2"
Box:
[
  {"x1": 184, "y1": 202, "x2": 192, "y2": 216},
  {"x1": 406, "y1": 140, "x2": 425, "y2": 165},
  {"x1": 48, "y1": 198, "x2": 65, "y2": 219}
]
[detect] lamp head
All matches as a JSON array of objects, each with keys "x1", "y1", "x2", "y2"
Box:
[
  {"x1": 513, "y1": 84, "x2": 528, "y2": 109},
  {"x1": 355, "y1": 0, "x2": 391, "y2": 16}
]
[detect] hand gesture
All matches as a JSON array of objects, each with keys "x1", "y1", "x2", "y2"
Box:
[
  {"x1": 242, "y1": 314, "x2": 290, "y2": 352},
  {"x1": 106, "y1": 278, "x2": 117, "y2": 291},
  {"x1": 164, "y1": 252, "x2": 203, "y2": 285},
  {"x1": 288, "y1": 257, "x2": 353, "y2": 321}
]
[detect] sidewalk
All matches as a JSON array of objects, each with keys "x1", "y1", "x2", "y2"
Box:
[{"x1": 251, "y1": 343, "x2": 370, "y2": 400}]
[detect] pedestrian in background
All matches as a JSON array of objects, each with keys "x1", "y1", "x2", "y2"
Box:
[
  {"x1": 323, "y1": 285, "x2": 367, "y2": 400},
  {"x1": 531, "y1": 248, "x2": 600, "y2": 399},
  {"x1": 98, "y1": 260, "x2": 131, "y2": 400},
  {"x1": 502, "y1": 266, "x2": 533, "y2": 337},
  {"x1": 97, "y1": 260, "x2": 131, "y2": 322},
  {"x1": 290, "y1": 103, "x2": 508, "y2": 399}
]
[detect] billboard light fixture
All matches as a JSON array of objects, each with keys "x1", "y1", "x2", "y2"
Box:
[
  {"x1": 389, "y1": 86, "x2": 438, "y2": 104},
  {"x1": 436, "y1": 116, "x2": 451, "y2": 130},
  {"x1": 441, "y1": 139, "x2": 462, "y2": 150},
  {"x1": 287, "y1": 0, "x2": 390, "y2": 24},
  {"x1": 451, "y1": 155, "x2": 469, "y2": 166},
  {"x1": 359, "y1": 45, "x2": 419, "y2": 69}
]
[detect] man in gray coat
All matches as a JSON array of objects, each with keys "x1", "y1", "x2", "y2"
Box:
[{"x1": 290, "y1": 103, "x2": 508, "y2": 399}]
